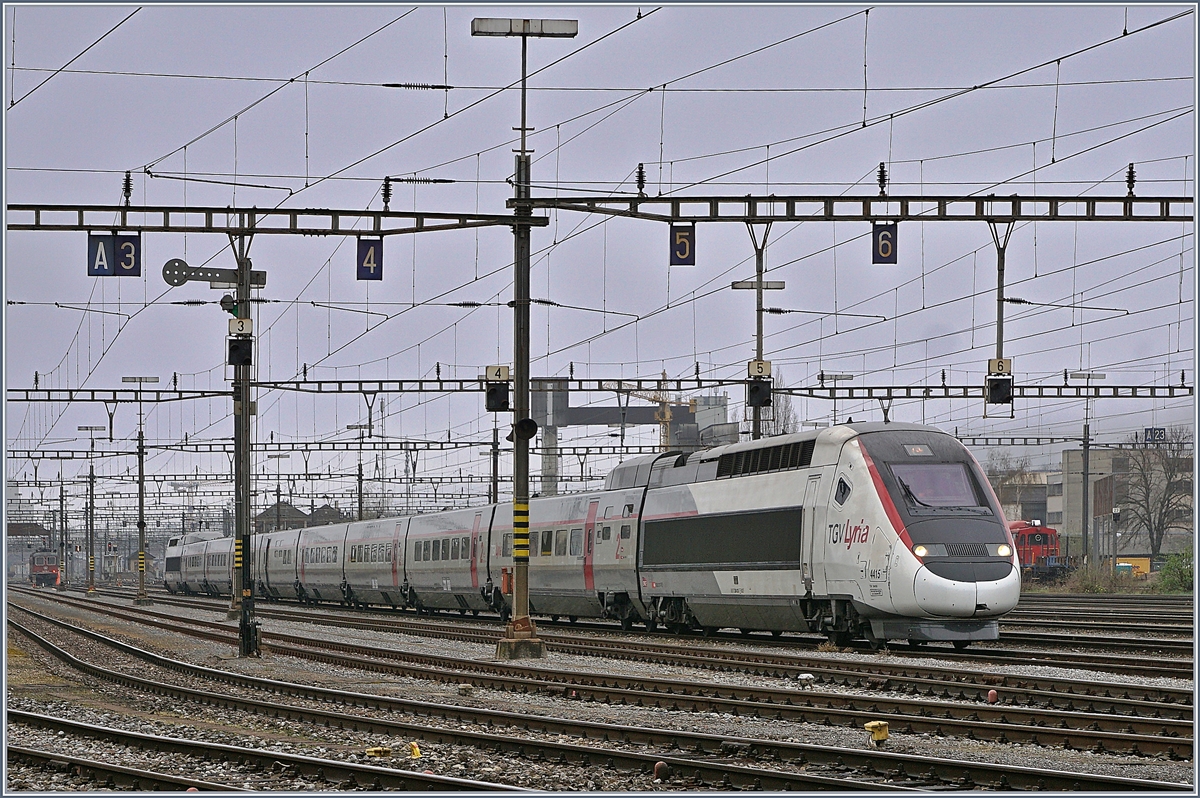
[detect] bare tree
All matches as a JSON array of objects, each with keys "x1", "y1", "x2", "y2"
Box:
[
  {"x1": 985, "y1": 450, "x2": 1040, "y2": 520},
  {"x1": 1119, "y1": 425, "x2": 1193, "y2": 556},
  {"x1": 763, "y1": 368, "x2": 798, "y2": 437}
]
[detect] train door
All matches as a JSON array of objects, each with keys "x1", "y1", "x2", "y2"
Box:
[
  {"x1": 583, "y1": 500, "x2": 599, "y2": 590},
  {"x1": 801, "y1": 474, "x2": 822, "y2": 594},
  {"x1": 470, "y1": 512, "x2": 482, "y2": 589},
  {"x1": 262, "y1": 539, "x2": 272, "y2": 594},
  {"x1": 392, "y1": 519, "x2": 406, "y2": 590}
]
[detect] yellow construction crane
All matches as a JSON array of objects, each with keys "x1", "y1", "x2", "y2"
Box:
[{"x1": 605, "y1": 371, "x2": 694, "y2": 452}]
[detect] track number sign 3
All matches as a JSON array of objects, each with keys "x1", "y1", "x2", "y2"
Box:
[
  {"x1": 357, "y1": 238, "x2": 383, "y2": 281},
  {"x1": 872, "y1": 223, "x2": 897, "y2": 264},
  {"x1": 88, "y1": 233, "x2": 141, "y2": 276}
]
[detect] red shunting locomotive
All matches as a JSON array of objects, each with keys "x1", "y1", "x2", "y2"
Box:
[{"x1": 1009, "y1": 520, "x2": 1066, "y2": 579}]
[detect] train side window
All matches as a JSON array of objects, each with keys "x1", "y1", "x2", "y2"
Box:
[
  {"x1": 623, "y1": 504, "x2": 634, "y2": 517},
  {"x1": 528, "y1": 533, "x2": 538, "y2": 557},
  {"x1": 570, "y1": 528, "x2": 583, "y2": 556},
  {"x1": 601, "y1": 525, "x2": 611, "y2": 541},
  {"x1": 451, "y1": 538, "x2": 460, "y2": 560},
  {"x1": 503, "y1": 533, "x2": 513, "y2": 558},
  {"x1": 555, "y1": 529, "x2": 568, "y2": 556},
  {"x1": 587, "y1": 529, "x2": 593, "y2": 554},
  {"x1": 834, "y1": 478, "x2": 851, "y2": 506},
  {"x1": 350, "y1": 546, "x2": 357, "y2": 563},
  {"x1": 604, "y1": 505, "x2": 614, "y2": 519},
  {"x1": 422, "y1": 540, "x2": 430, "y2": 560},
  {"x1": 441, "y1": 539, "x2": 450, "y2": 560},
  {"x1": 413, "y1": 542, "x2": 422, "y2": 562},
  {"x1": 541, "y1": 529, "x2": 553, "y2": 555},
  {"x1": 462, "y1": 536, "x2": 471, "y2": 560},
  {"x1": 431, "y1": 540, "x2": 440, "y2": 561},
  {"x1": 620, "y1": 524, "x2": 631, "y2": 539}
]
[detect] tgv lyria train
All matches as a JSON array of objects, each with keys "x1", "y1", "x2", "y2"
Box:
[{"x1": 165, "y1": 422, "x2": 1020, "y2": 646}]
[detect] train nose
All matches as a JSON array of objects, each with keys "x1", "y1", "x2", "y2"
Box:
[
  {"x1": 913, "y1": 562, "x2": 1020, "y2": 617},
  {"x1": 913, "y1": 565, "x2": 977, "y2": 616}
]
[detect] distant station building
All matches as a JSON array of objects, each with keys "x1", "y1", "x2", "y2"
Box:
[{"x1": 254, "y1": 501, "x2": 348, "y2": 534}]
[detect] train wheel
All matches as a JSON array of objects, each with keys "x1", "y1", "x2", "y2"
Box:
[
  {"x1": 645, "y1": 617, "x2": 658, "y2": 633},
  {"x1": 472, "y1": 610, "x2": 480, "y2": 617},
  {"x1": 952, "y1": 640, "x2": 972, "y2": 650},
  {"x1": 702, "y1": 627, "x2": 717, "y2": 637},
  {"x1": 551, "y1": 615, "x2": 559, "y2": 622},
  {"x1": 459, "y1": 609, "x2": 467, "y2": 616},
  {"x1": 499, "y1": 605, "x2": 511, "y2": 623},
  {"x1": 826, "y1": 631, "x2": 852, "y2": 648},
  {"x1": 771, "y1": 630, "x2": 783, "y2": 638},
  {"x1": 568, "y1": 616, "x2": 577, "y2": 624},
  {"x1": 906, "y1": 639, "x2": 926, "y2": 649},
  {"x1": 620, "y1": 616, "x2": 634, "y2": 631}
]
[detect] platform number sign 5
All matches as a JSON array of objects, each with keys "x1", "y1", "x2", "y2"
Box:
[
  {"x1": 669, "y1": 225, "x2": 695, "y2": 266},
  {"x1": 872, "y1": 223, "x2": 897, "y2": 264},
  {"x1": 87, "y1": 233, "x2": 141, "y2": 277},
  {"x1": 357, "y1": 238, "x2": 383, "y2": 281}
]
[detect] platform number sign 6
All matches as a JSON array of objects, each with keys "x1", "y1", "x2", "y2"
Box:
[
  {"x1": 669, "y1": 225, "x2": 695, "y2": 266},
  {"x1": 872, "y1": 223, "x2": 897, "y2": 265},
  {"x1": 357, "y1": 238, "x2": 383, "y2": 281}
]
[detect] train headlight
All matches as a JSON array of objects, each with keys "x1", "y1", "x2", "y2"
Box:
[
  {"x1": 996, "y1": 544, "x2": 1012, "y2": 557},
  {"x1": 913, "y1": 545, "x2": 928, "y2": 558}
]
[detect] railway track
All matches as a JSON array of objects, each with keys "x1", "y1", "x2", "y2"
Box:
[
  {"x1": 7, "y1": 608, "x2": 1190, "y2": 791},
  {"x1": 7, "y1": 710, "x2": 520, "y2": 791},
  {"x1": 11, "y1": 594, "x2": 1194, "y2": 759},
  {"x1": 5, "y1": 743, "x2": 249, "y2": 791},
  {"x1": 82, "y1": 586, "x2": 1195, "y2": 680}
]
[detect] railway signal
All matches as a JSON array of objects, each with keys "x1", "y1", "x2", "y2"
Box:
[
  {"x1": 747, "y1": 379, "x2": 773, "y2": 408},
  {"x1": 485, "y1": 365, "x2": 511, "y2": 412}
]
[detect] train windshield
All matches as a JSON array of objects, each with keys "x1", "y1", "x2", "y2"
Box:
[{"x1": 890, "y1": 463, "x2": 985, "y2": 509}]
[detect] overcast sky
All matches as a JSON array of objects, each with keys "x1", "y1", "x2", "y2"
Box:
[{"x1": 4, "y1": 4, "x2": 1195, "y2": 518}]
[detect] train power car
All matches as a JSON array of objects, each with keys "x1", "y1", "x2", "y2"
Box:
[
  {"x1": 1009, "y1": 520, "x2": 1066, "y2": 580},
  {"x1": 169, "y1": 422, "x2": 1021, "y2": 646},
  {"x1": 29, "y1": 549, "x2": 60, "y2": 587}
]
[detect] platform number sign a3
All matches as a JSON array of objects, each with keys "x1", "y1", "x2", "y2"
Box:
[
  {"x1": 357, "y1": 238, "x2": 383, "y2": 281},
  {"x1": 87, "y1": 233, "x2": 141, "y2": 276},
  {"x1": 872, "y1": 223, "x2": 897, "y2": 265},
  {"x1": 669, "y1": 225, "x2": 695, "y2": 266}
]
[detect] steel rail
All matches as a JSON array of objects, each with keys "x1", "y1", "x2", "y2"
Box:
[
  {"x1": 5, "y1": 744, "x2": 248, "y2": 791},
  {"x1": 6, "y1": 711, "x2": 518, "y2": 792},
  {"x1": 9, "y1": 611, "x2": 1189, "y2": 792}
]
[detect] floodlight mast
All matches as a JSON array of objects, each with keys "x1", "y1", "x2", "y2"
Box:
[{"x1": 473, "y1": 17, "x2": 577, "y2": 660}]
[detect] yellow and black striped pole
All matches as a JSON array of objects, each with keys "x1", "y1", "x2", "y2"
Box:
[{"x1": 512, "y1": 500, "x2": 531, "y2": 621}]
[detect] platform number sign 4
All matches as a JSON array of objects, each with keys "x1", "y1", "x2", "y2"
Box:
[
  {"x1": 88, "y1": 233, "x2": 141, "y2": 276},
  {"x1": 872, "y1": 223, "x2": 897, "y2": 265},
  {"x1": 357, "y1": 238, "x2": 383, "y2": 281},
  {"x1": 669, "y1": 225, "x2": 695, "y2": 266}
]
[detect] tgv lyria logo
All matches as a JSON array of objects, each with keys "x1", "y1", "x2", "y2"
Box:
[{"x1": 828, "y1": 519, "x2": 871, "y2": 549}]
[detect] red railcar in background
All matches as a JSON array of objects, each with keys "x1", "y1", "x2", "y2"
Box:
[
  {"x1": 1008, "y1": 520, "x2": 1067, "y2": 579},
  {"x1": 29, "y1": 549, "x2": 60, "y2": 586}
]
